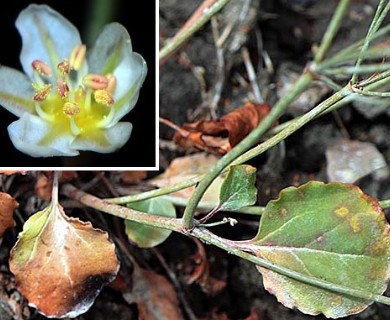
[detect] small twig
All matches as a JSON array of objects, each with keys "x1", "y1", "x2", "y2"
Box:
[
  {"x1": 198, "y1": 217, "x2": 238, "y2": 227},
  {"x1": 209, "y1": 17, "x2": 226, "y2": 118},
  {"x1": 241, "y1": 47, "x2": 263, "y2": 103},
  {"x1": 198, "y1": 204, "x2": 222, "y2": 224},
  {"x1": 351, "y1": 0, "x2": 390, "y2": 83},
  {"x1": 159, "y1": 0, "x2": 232, "y2": 62}
]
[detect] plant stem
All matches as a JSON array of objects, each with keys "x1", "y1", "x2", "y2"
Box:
[
  {"x1": 84, "y1": 0, "x2": 120, "y2": 46},
  {"x1": 159, "y1": 0, "x2": 232, "y2": 61},
  {"x1": 163, "y1": 195, "x2": 264, "y2": 215},
  {"x1": 106, "y1": 175, "x2": 203, "y2": 204},
  {"x1": 181, "y1": 72, "x2": 314, "y2": 229},
  {"x1": 351, "y1": 0, "x2": 390, "y2": 84},
  {"x1": 314, "y1": 0, "x2": 351, "y2": 63},
  {"x1": 62, "y1": 184, "x2": 183, "y2": 232},
  {"x1": 379, "y1": 199, "x2": 390, "y2": 209}
]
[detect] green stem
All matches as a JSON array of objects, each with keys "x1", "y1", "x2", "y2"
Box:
[
  {"x1": 163, "y1": 195, "x2": 264, "y2": 215},
  {"x1": 314, "y1": 0, "x2": 351, "y2": 63},
  {"x1": 84, "y1": 0, "x2": 120, "y2": 46},
  {"x1": 159, "y1": 0, "x2": 231, "y2": 61},
  {"x1": 62, "y1": 184, "x2": 182, "y2": 231},
  {"x1": 106, "y1": 175, "x2": 203, "y2": 204},
  {"x1": 379, "y1": 199, "x2": 390, "y2": 209},
  {"x1": 351, "y1": 0, "x2": 390, "y2": 84},
  {"x1": 323, "y1": 62, "x2": 390, "y2": 76},
  {"x1": 182, "y1": 72, "x2": 314, "y2": 229}
]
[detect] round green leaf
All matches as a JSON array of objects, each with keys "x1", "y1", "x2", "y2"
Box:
[
  {"x1": 219, "y1": 164, "x2": 257, "y2": 210},
  {"x1": 126, "y1": 198, "x2": 176, "y2": 248},
  {"x1": 251, "y1": 181, "x2": 390, "y2": 318}
]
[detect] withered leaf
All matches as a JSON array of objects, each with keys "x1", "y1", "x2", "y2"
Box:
[
  {"x1": 0, "y1": 192, "x2": 18, "y2": 237},
  {"x1": 182, "y1": 239, "x2": 226, "y2": 295},
  {"x1": 9, "y1": 193, "x2": 119, "y2": 318},
  {"x1": 150, "y1": 153, "x2": 225, "y2": 203},
  {"x1": 173, "y1": 102, "x2": 270, "y2": 154},
  {"x1": 124, "y1": 264, "x2": 184, "y2": 320}
]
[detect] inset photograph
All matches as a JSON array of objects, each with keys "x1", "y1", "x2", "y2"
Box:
[{"x1": 0, "y1": 0, "x2": 157, "y2": 169}]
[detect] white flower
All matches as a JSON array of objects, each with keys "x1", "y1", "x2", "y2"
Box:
[{"x1": 0, "y1": 4, "x2": 147, "y2": 157}]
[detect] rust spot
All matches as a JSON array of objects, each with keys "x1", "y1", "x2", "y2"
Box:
[
  {"x1": 368, "y1": 264, "x2": 385, "y2": 280},
  {"x1": 279, "y1": 207, "x2": 288, "y2": 217},
  {"x1": 367, "y1": 239, "x2": 390, "y2": 256},
  {"x1": 349, "y1": 215, "x2": 361, "y2": 233},
  {"x1": 335, "y1": 207, "x2": 349, "y2": 218}
]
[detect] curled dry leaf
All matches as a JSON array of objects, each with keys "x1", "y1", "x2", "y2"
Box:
[
  {"x1": 9, "y1": 194, "x2": 119, "y2": 318},
  {"x1": 172, "y1": 102, "x2": 270, "y2": 154},
  {"x1": 0, "y1": 192, "x2": 18, "y2": 237},
  {"x1": 182, "y1": 238, "x2": 226, "y2": 295},
  {"x1": 123, "y1": 264, "x2": 184, "y2": 320}
]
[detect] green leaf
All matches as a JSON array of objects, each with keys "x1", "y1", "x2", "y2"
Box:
[
  {"x1": 219, "y1": 165, "x2": 257, "y2": 210},
  {"x1": 126, "y1": 198, "x2": 176, "y2": 248},
  {"x1": 250, "y1": 181, "x2": 390, "y2": 318}
]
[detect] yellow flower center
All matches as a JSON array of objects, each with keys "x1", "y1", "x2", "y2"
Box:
[{"x1": 31, "y1": 44, "x2": 117, "y2": 142}]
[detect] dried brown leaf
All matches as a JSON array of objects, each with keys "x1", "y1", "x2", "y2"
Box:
[
  {"x1": 0, "y1": 192, "x2": 18, "y2": 237},
  {"x1": 182, "y1": 239, "x2": 226, "y2": 295},
  {"x1": 9, "y1": 195, "x2": 119, "y2": 318},
  {"x1": 124, "y1": 265, "x2": 184, "y2": 320},
  {"x1": 173, "y1": 102, "x2": 270, "y2": 154}
]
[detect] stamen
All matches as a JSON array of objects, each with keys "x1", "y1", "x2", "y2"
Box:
[
  {"x1": 63, "y1": 102, "x2": 80, "y2": 116},
  {"x1": 57, "y1": 77, "x2": 69, "y2": 98},
  {"x1": 74, "y1": 86, "x2": 86, "y2": 101},
  {"x1": 57, "y1": 60, "x2": 71, "y2": 74},
  {"x1": 105, "y1": 74, "x2": 117, "y2": 94},
  {"x1": 94, "y1": 89, "x2": 114, "y2": 106},
  {"x1": 70, "y1": 117, "x2": 81, "y2": 135},
  {"x1": 33, "y1": 84, "x2": 52, "y2": 101},
  {"x1": 82, "y1": 74, "x2": 109, "y2": 90},
  {"x1": 69, "y1": 44, "x2": 86, "y2": 71},
  {"x1": 32, "y1": 60, "x2": 52, "y2": 77},
  {"x1": 98, "y1": 106, "x2": 116, "y2": 128},
  {"x1": 35, "y1": 103, "x2": 54, "y2": 121}
]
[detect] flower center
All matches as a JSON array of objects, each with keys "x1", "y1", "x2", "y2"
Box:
[{"x1": 31, "y1": 44, "x2": 117, "y2": 137}]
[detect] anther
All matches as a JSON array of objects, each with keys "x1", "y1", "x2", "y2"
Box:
[
  {"x1": 57, "y1": 77, "x2": 69, "y2": 98},
  {"x1": 63, "y1": 102, "x2": 80, "y2": 115},
  {"x1": 33, "y1": 84, "x2": 52, "y2": 101},
  {"x1": 57, "y1": 60, "x2": 71, "y2": 74},
  {"x1": 32, "y1": 60, "x2": 52, "y2": 77},
  {"x1": 82, "y1": 74, "x2": 109, "y2": 90},
  {"x1": 94, "y1": 89, "x2": 114, "y2": 106},
  {"x1": 69, "y1": 44, "x2": 86, "y2": 71}
]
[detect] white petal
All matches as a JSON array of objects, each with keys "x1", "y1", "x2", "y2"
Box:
[
  {"x1": 8, "y1": 114, "x2": 78, "y2": 157},
  {"x1": 70, "y1": 122, "x2": 132, "y2": 153},
  {"x1": 0, "y1": 66, "x2": 35, "y2": 117},
  {"x1": 88, "y1": 23, "x2": 147, "y2": 124},
  {"x1": 16, "y1": 4, "x2": 82, "y2": 79}
]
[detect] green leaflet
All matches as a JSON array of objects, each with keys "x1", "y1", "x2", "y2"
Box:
[
  {"x1": 126, "y1": 198, "x2": 176, "y2": 248},
  {"x1": 219, "y1": 165, "x2": 257, "y2": 211}
]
